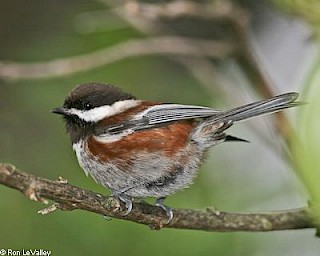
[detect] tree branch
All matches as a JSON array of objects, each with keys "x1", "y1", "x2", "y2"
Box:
[
  {"x1": 0, "y1": 36, "x2": 234, "y2": 80},
  {"x1": 0, "y1": 163, "x2": 314, "y2": 232}
]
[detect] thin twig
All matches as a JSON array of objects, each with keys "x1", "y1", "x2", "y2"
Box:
[
  {"x1": 0, "y1": 163, "x2": 313, "y2": 232},
  {"x1": 0, "y1": 36, "x2": 234, "y2": 80},
  {"x1": 122, "y1": 0, "x2": 242, "y2": 21}
]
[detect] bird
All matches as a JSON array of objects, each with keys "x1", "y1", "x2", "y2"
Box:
[{"x1": 52, "y1": 82, "x2": 300, "y2": 223}]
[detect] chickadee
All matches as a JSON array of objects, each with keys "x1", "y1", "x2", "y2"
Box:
[{"x1": 52, "y1": 82, "x2": 300, "y2": 222}]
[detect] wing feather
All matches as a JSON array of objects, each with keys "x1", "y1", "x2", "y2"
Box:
[
  {"x1": 101, "y1": 92, "x2": 300, "y2": 135},
  {"x1": 103, "y1": 104, "x2": 220, "y2": 134},
  {"x1": 139, "y1": 104, "x2": 221, "y2": 124}
]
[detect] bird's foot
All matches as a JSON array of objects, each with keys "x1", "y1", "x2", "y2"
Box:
[
  {"x1": 113, "y1": 192, "x2": 133, "y2": 216},
  {"x1": 155, "y1": 197, "x2": 173, "y2": 224}
]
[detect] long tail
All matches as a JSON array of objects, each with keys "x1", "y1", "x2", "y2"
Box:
[
  {"x1": 192, "y1": 92, "x2": 301, "y2": 147},
  {"x1": 212, "y1": 92, "x2": 300, "y2": 123}
]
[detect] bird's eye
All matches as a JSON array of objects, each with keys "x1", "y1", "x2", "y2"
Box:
[{"x1": 83, "y1": 102, "x2": 92, "y2": 110}]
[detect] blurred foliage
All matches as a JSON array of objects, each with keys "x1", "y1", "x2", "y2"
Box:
[
  {"x1": 294, "y1": 59, "x2": 320, "y2": 228},
  {"x1": 0, "y1": 0, "x2": 320, "y2": 255},
  {"x1": 274, "y1": 0, "x2": 320, "y2": 37},
  {"x1": 274, "y1": 0, "x2": 320, "y2": 231}
]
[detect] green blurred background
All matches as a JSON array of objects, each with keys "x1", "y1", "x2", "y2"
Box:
[{"x1": 1, "y1": 0, "x2": 320, "y2": 255}]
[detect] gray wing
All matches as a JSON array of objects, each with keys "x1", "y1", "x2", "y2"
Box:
[
  {"x1": 102, "y1": 92, "x2": 300, "y2": 135},
  {"x1": 139, "y1": 104, "x2": 221, "y2": 125},
  {"x1": 105, "y1": 104, "x2": 221, "y2": 134}
]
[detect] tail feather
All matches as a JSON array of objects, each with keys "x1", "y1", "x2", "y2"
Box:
[
  {"x1": 211, "y1": 92, "x2": 300, "y2": 123},
  {"x1": 191, "y1": 92, "x2": 301, "y2": 148}
]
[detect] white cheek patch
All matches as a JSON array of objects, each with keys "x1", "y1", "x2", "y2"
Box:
[{"x1": 70, "y1": 99, "x2": 140, "y2": 122}]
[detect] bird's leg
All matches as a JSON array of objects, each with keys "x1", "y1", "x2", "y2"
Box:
[
  {"x1": 155, "y1": 197, "x2": 173, "y2": 224},
  {"x1": 112, "y1": 188, "x2": 134, "y2": 216}
]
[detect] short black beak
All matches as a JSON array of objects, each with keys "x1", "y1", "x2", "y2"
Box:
[{"x1": 51, "y1": 107, "x2": 69, "y2": 115}]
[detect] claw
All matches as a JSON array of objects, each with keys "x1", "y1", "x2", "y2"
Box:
[
  {"x1": 155, "y1": 197, "x2": 173, "y2": 224},
  {"x1": 113, "y1": 193, "x2": 133, "y2": 216}
]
